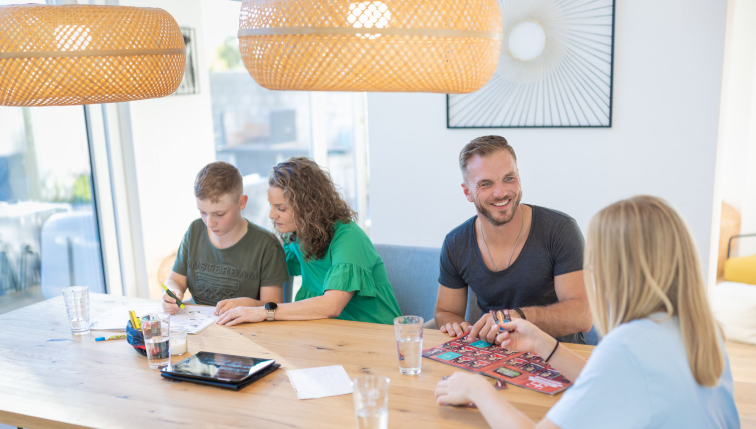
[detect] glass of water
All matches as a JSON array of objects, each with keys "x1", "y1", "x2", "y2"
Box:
[
  {"x1": 394, "y1": 315, "x2": 423, "y2": 375},
  {"x1": 61, "y1": 286, "x2": 90, "y2": 335},
  {"x1": 141, "y1": 313, "x2": 171, "y2": 368},
  {"x1": 353, "y1": 375, "x2": 389, "y2": 429}
]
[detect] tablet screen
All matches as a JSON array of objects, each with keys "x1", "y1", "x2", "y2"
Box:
[{"x1": 163, "y1": 352, "x2": 275, "y2": 383}]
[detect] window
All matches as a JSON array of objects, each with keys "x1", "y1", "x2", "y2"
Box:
[{"x1": 0, "y1": 106, "x2": 105, "y2": 314}]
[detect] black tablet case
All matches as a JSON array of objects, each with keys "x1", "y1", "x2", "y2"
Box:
[{"x1": 161, "y1": 363, "x2": 280, "y2": 391}]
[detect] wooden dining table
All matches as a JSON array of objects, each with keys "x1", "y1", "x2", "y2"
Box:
[{"x1": 0, "y1": 293, "x2": 596, "y2": 428}]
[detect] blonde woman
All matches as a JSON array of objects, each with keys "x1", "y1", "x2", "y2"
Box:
[{"x1": 435, "y1": 196, "x2": 739, "y2": 428}]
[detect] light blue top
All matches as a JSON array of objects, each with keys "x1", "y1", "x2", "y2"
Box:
[{"x1": 547, "y1": 314, "x2": 740, "y2": 429}]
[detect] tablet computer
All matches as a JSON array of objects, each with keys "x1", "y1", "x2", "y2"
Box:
[{"x1": 161, "y1": 351, "x2": 275, "y2": 384}]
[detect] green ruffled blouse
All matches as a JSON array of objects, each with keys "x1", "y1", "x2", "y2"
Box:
[{"x1": 283, "y1": 221, "x2": 401, "y2": 325}]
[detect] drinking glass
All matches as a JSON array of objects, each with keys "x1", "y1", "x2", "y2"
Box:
[
  {"x1": 169, "y1": 326, "x2": 187, "y2": 356},
  {"x1": 352, "y1": 375, "x2": 389, "y2": 429},
  {"x1": 393, "y1": 316, "x2": 423, "y2": 375},
  {"x1": 141, "y1": 313, "x2": 170, "y2": 368},
  {"x1": 61, "y1": 286, "x2": 90, "y2": 335}
]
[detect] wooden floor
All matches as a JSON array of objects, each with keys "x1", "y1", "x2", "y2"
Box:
[{"x1": 725, "y1": 341, "x2": 756, "y2": 428}]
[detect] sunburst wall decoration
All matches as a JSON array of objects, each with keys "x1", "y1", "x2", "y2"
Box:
[{"x1": 447, "y1": 0, "x2": 615, "y2": 128}]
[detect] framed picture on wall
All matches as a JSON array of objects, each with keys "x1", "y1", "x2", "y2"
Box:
[
  {"x1": 174, "y1": 27, "x2": 199, "y2": 96},
  {"x1": 447, "y1": 0, "x2": 615, "y2": 128}
]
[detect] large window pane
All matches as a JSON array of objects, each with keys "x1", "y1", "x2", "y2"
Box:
[
  {"x1": 0, "y1": 106, "x2": 104, "y2": 314},
  {"x1": 202, "y1": 0, "x2": 364, "y2": 231}
]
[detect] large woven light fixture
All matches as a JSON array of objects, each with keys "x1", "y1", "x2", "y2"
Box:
[
  {"x1": 0, "y1": 4, "x2": 186, "y2": 106},
  {"x1": 238, "y1": 0, "x2": 503, "y2": 93}
]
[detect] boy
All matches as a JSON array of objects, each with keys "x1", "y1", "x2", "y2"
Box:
[{"x1": 162, "y1": 162, "x2": 289, "y2": 316}]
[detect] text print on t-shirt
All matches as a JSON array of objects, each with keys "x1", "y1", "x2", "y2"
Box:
[{"x1": 190, "y1": 259, "x2": 257, "y2": 302}]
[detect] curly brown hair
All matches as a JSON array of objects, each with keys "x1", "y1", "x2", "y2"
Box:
[{"x1": 269, "y1": 157, "x2": 356, "y2": 260}]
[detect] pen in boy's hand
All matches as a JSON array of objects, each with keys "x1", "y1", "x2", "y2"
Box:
[{"x1": 161, "y1": 283, "x2": 185, "y2": 309}]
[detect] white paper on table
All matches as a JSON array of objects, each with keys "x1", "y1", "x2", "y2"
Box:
[
  {"x1": 89, "y1": 303, "x2": 218, "y2": 334},
  {"x1": 286, "y1": 365, "x2": 354, "y2": 400}
]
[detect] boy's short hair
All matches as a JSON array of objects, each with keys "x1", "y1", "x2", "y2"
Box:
[
  {"x1": 459, "y1": 135, "x2": 517, "y2": 177},
  {"x1": 194, "y1": 162, "x2": 243, "y2": 203}
]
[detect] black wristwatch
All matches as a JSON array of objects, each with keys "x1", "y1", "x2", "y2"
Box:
[{"x1": 264, "y1": 302, "x2": 278, "y2": 321}]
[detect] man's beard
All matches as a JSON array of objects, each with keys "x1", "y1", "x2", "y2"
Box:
[{"x1": 475, "y1": 191, "x2": 523, "y2": 227}]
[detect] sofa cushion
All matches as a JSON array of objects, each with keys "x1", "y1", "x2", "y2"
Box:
[{"x1": 710, "y1": 281, "x2": 756, "y2": 345}]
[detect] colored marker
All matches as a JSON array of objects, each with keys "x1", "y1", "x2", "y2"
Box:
[
  {"x1": 95, "y1": 335, "x2": 126, "y2": 341},
  {"x1": 129, "y1": 309, "x2": 141, "y2": 330},
  {"x1": 161, "y1": 284, "x2": 185, "y2": 309}
]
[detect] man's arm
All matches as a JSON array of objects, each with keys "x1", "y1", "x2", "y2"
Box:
[
  {"x1": 434, "y1": 284, "x2": 471, "y2": 337},
  {"x1": 515, "y1": 270, "x2": 592, "y2": 337}
]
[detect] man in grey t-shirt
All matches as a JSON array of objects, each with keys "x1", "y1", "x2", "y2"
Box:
[{"x1": 434, "y1": 136, "x2": 592, "y2": 344}]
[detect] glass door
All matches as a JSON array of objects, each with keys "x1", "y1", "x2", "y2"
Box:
[{"x1": 0, "y1": 106, "x2": 106, "y2": 314}]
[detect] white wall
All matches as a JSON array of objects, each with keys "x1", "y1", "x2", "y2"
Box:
[
  {"x1": 119, "y1": 0, "x2": 216, "y2": 298},
  {"x1": 368, "y1": 0, "x2": 727, "y2": 281}
]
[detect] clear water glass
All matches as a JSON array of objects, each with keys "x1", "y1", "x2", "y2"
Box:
[
  {"x1": 61, "y1": 286, "x2": 90, "y2": 335},
  {"x1": 141, "y1": 313, "x2": 171, "y2": 368},
  {"x1": 353, "y1": 375, "x2": 389, "y2": 429},
  {"x1": 394, "y1": 315, "x2": 423, "y2": 375}
]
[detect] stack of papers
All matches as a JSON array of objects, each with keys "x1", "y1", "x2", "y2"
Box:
[
  {"x1": 90, "y1": 303, "x2": 218, "y2": 334},
  {"x1": 286, "y1": 365, "x2": 354, "y2": 399}
]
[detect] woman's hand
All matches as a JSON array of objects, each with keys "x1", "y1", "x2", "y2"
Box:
[
  {"x1": 435, "y1": 372, "x2": 493, "y2": 406},
  {"x1": 161, "y1": 289, "x2": 184, "y2": 315},
  {"x1": 216, "y1": 306, "x2": 266, "y2": 326},
  {"x1": 214, "y1": 297, "x2": 256, "y2": 316},
  {"x1": 496, "y1": 319, "x2": 556, "y2": 357}
]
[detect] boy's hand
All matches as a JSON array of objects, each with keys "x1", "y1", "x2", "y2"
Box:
[
  {"x1": 214, "y1": 297, "x2": 255, "y2": 316},
  {"x1": 216, "y1": 306, "x2": 266, "y2": 326},
  {"x1": 440, "y1": 321, "x2": 471, "y2": 337},
  {"x1": 161, "y1": 289, "x2": 184, "y2": 315}
]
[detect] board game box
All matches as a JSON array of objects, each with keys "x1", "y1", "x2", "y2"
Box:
[{"x1": 422, "y1": 333, "x2": 572, "y2": 395}]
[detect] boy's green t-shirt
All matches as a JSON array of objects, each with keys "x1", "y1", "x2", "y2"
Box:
[{"x1": 172, "y1": 219, "x2": 289, "y2": 306}]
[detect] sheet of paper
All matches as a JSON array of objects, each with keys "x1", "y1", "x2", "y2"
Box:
[
  {"x1": 286, "y1": 365, "x2": 354, "y2": 400},
  {"x1": 90, "y1": 303, "x2": 218, "y2": 334}
]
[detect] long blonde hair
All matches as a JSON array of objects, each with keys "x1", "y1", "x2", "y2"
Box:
[{"x1": 585, "y1": 195, "x2": 723, "y2": 387}]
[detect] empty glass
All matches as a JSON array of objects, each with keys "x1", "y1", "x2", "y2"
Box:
[
  {"x1": 353, "y1": 375, "x2": 389, "y2": 429},
  {"x1": 394, "y1": 316, "x2": 423, "y2": 375},
  {"x1": 61, "y1": 286, "x2": 90, "y2": 335},
  {"x1": 141, "y1": 313, "x2": 171, "y2": 368}
]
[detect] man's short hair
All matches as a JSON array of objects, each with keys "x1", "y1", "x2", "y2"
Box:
[
  {"x1": 194, "y1": 161, "x2": 243, "y2": 203},
  {"x1": 459, "y1": 135, "x2": 517, "y2": 176}
]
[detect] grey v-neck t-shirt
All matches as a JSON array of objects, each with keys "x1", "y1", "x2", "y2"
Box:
[{"x1": 439, "y1": 205, "x2": 585, "y2": 344}]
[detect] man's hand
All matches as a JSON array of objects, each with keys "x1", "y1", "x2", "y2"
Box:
[
  {"x1": 161, "y1": 289, "x2": 184, "y2": 315},
  {"x1": 216, "y1": 306, "x2": 266, "y2": 326},
  {"x1": 440, "y1": 321, "x2": 471, "y2": 337},
  {"x1": 469, "y1": 313, "x2": 500, "y2": 343},
  {"x1": 214, "y1": 297, "x2": 255, "y2": 316}
]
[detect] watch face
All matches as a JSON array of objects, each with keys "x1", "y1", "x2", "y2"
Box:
[{"x1": 264, "y1": 302, "x2": 278, "y2": 311}]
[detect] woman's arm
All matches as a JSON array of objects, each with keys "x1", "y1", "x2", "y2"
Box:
[
  {"x1": 496, "y1": 319, "x2": 587, "y2": 382},
  {"x1": 213, "y1": 285, "x2": 285, "y2": 316},
  {"x1": 216, "y1": 289, "x2": 354, "y2": 326},
  {"x1": 435, "y1": 372, "x2": 563, "y2": 429}
]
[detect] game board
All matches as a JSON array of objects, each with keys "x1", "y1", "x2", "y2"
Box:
[{"x1": 422, "y1": 333, "x2": 572, "y2": 395}]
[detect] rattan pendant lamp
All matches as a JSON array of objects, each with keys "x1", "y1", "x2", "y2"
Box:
[
  {"x1": 238, "y1": 0, "x2": 503, "y2": 93},
  {"x1": 0, "y1": 4, "x2": 186, "y2": 106}
]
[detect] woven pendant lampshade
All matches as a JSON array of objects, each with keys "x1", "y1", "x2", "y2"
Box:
[
  {"x1": 0, "y1": 4, "x2": 186, "y2": 106},
  {"x1": 238, "y1": 0, "x2": 503, "y2": 93}
]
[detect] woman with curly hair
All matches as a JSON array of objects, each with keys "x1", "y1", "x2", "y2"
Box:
[
  {"x1": 216, "y1": 157, "x2": 401, "y2": 326},
  {"x1": 434, "y1": 196, "x2": 739, "y2": 428}
]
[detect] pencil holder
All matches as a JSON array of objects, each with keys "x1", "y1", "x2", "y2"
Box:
[{"x1": 126, "y1": 320, "x2": 147, "y2": 357}]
